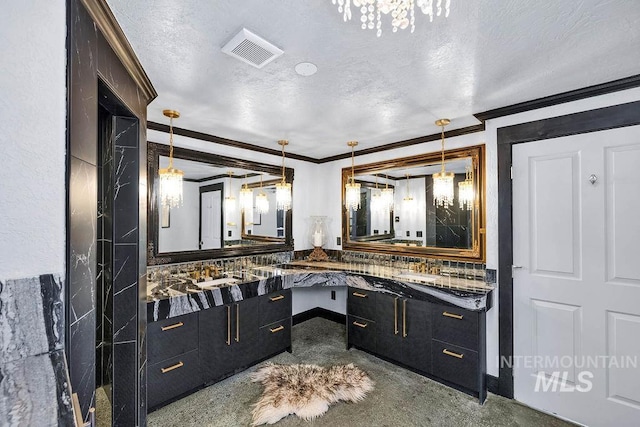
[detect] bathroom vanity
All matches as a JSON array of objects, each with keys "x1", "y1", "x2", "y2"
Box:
[{"x1": 146, "y1": 261, "x2": 492, "y2": 409}]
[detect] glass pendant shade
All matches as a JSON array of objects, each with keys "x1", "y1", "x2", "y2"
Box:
[
  {"x1": 381, "y1": 187, "x2": 395, "y2": 212},
  {"x1": 345, "y1": 181, "x2": 361, "y2": 211},
  {"x1": 345, "y1": 140, "x2": 361, "y2": 211},
  {"x1": 255, "y1": 191, "x2": 269, "y2": 214},
  {"x1": 239, "y1": 185, "x2": 253, "y2": 213},
  {"x1": 370, "y1": 188, "x2": 383, "y2": 211},
  {"x1": 433, "y1": 118, "x2": 454, "y2": 207},
  {"x1": 276, "y1": 140, "x2": 292, "y2": 211},
  {"x1": 275, "y1": 182, "x2": 292, "y2": 211},
  {"x1": 159, "y1": 109, "x2": 183, "y2": 208},
  {"x1": 458, "y1": 177, "x2": 474, "y2": 210},
  {"x1": 433, "y1": 171, "x2": 455, "y2": 207},
  {"x1": 159, "y1": 167, "x2": 184, "y2": 208}
]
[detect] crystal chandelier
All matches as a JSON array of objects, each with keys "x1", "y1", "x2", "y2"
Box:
[
  {"x1": 345, "y1": 141, "x2": 361, "y2": 211},
  {"x1": 381, "y1": 173, "x2": 395, "y2": 212},
  {"x1": 458, "y1": 164, "x2": 474, "y2": 210},
  {"x1": 331, "y1": 0, "x2": 451, "y2": 37},
  {"x1": 239, "y1": 174, "x2": 253, "y2": 213},
  {"x1": 158, "y1": 110, "x2": 184, "y2": 208},
  {"x1": 224, "y1": 171, "x2": 236, "y2": 214},
  {"x1": 433, "y1": 118, "x2": 454, "y2": 207},
  {"x1": 255, "y1": 174, "x2": 270, "y2": 215},
  {"x1": 275, "y1": 140, "x2": 292, "y2": 211}
]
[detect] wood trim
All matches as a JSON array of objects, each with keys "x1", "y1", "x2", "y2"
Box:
[
  {"x1": 80, "y1": 0, "x2": 157, "y2": 101},
  {"x1": 317, "y1": 124, "x2": 485, "y2": 163},
  {"x1": 148, "y1": 122, "x2": 319, "y2": 163},
  {"x1": 496, "y1": 99, "x2": 640, "y2": 400},
  {"x1": 475, "y1": 74, "x2": 640, "y2": 122}
]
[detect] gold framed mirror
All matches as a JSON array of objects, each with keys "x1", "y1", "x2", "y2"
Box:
[{"x1": 341, "y1": 144, "x2": 485, "y2": 261}]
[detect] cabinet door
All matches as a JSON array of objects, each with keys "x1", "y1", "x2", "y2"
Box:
[
  {"x1": 232, "y1": 297, "x2": 261, "y2": 368},
  {"x1": 375, "y1": 293, "x2": 403, "y2": 362},
  {"x1": 199, "y1": 304, "x2": 235, "y2": 384},
  {"x1": 401, "y1": 299, "x2": 431, "y2": 373}
]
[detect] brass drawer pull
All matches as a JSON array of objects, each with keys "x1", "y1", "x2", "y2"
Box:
[
  {"x1": 235, "y1": 304, "x2": 240, "y2": 343},
  {"x1": 353, "y1": 321, "x2": 368, "y2": 328},
  {"x1": 442, "y1": 311, "x2": 464, "y2": 320},
  {"x1": 269, "y1": 295, "x2": 285, "y2": 302},
  {"x1": 352, "y1": 292, "x2": 368, "y2": 298},
  {"x1": 394, "y1": 297, "x2": 398, "y2": 335},
  {"x1": 226, "y1": 305, "x2": 231, "y2": 346},
  {"x1": 270, "y1": 325, "x2": 285, "y2": 333},
  {"x1": 402, "y1": 299, "x2": 407, "y2": 338},
  {"x1": 161, "y1": 321, "x2": 184, "y2": 331},
  {"x1": 443, "y1": 349, "x2": 464, "y2": 359},
  {"x1": 161, "y1": 361, "x2": 184, "y2": 374}
]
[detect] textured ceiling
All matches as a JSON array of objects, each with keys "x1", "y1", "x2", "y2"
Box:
[{"x1": 107, "y1": 0, "x2": 640, "y2": 158}]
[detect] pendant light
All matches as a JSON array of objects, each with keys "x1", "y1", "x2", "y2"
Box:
[
  {"x1": 158, "y1": 109, "x2": 184, "y2": 208},
  {"x1": 239, "y1": 173, "x2": 253, "y2": 213},
  {"x1": 403, "y1": 173, "x2": 415, "y2": 206},
  {"x1": 344, "y1": 141, "x2": 361, "y2": 211},
  {"x1": 370, "y1": 174, "x2": 383, "y2": 212},
  {"x1": 255, "y1": 174, "x2": 270, "y2": 215},
  {"x1": 432, "y1": 118, "x2": 455, "y2": 207},
  {"x1": 275, "y1": 140, "x2": 292, "y2": 211},
  {"x1": 458, "y1": 164, "x2": 474, "y2": 210},
  {"x1": 224, "y1": 171, "x2": 236, "y2": 214},
  {"x1": 381, "y1": 173, "x2": 395, "y2": 212}
]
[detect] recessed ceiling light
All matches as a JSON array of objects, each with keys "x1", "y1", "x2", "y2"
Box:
[{"x1": 295, "y1": 62, "x2": 318, "y2": 76}]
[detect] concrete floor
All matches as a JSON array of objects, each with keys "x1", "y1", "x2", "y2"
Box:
[{"x1": 148, "y1": 317, "x2": 572, "y2": 427}]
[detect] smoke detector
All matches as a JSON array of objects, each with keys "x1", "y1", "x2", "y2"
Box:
[{"x1": 221, "y1": 28, "x2": 283, "y2": 69}]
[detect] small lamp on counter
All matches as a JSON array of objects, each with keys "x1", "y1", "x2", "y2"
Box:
[{"x1": 308, "y1": 216, "x2": 330, "y2": 262}]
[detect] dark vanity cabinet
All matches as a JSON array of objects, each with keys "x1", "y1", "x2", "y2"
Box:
[
  {"x1": 347, "y1": 287, "x2": 486, "y2": 403},
  {"x1": 376, "y1": 293, "x2": 431, "y2": 373},
  {"x1": 347, "y1": 288, "x2": 377, "y2": 353},
  {"x1": 199, "y1": 297, "x2": 260, "y2": 384},
  {"x1": 147, "y1": 313, "x2": 201, "y2": 408},
  {"x1": 148, "y1": 289, "x2": 292, "y2": 410}
]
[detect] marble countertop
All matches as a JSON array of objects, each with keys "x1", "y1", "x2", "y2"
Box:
[{"x1": 147, "y1": 261, "x2": 494, "y2": 322}]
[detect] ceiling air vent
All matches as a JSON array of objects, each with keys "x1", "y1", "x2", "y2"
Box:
[{"x1": 221, "y1": 28, "x2": 283, "y2": 69}]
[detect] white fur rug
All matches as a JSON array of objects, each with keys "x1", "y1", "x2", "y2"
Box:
[{"x1": 251, "y1": 363, "x2": 374, "y2": 426}]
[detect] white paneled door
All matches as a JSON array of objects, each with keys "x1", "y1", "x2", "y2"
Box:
[
  {"x1": 200, "y1": 189, "x2": 222, "y2": 249},
  {"x1": 513, "y1": 126, "x2": 640, "y2": 427}
]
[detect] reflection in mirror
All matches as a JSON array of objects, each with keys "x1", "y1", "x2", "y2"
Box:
[
  {"x1": 148, "y1": 143, "x2": 294, "y2": 265},
  {"x1": 342, "y1": 145, "x2": 485, "y2": 261}
]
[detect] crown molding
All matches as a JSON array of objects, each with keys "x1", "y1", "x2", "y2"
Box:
[
  {"x1": 81, "y1": 0, "x2": 157, "y2": 102},
  {"x1": 474, "y1": 74, "x2": 640, "y2": 122}
]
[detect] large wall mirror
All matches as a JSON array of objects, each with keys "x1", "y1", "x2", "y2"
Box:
[
  {"x1": 148, "y1": 142, "x2": 293, "y2": 265},
  {"x1": 342, "y1": 145, "x2": 485, "y2": 261}
]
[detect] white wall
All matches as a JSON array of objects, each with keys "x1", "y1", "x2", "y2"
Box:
[
  {"x1": 0, "y1": 1, "x2": 66, "y2": 281},
  {"x1": 292, "y1": 287, "x2": 347, "y2": 316},
  {"x1": 158, "y1": 181, "x2": 200, "y2": 252}
]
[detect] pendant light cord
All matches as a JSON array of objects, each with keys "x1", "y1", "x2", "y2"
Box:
[
  {"x1": 440, "y1": 123, "x2": 445, "y2": 174},
  {"x1": 281, "y1": 143, "x2": 286, "y2": 184},
  {"x1": 351, "y1": 144, "x2": 355, "y2": 184},
  {"x1": 168, "y1": 116, "x2": 174, "y2": 169}
]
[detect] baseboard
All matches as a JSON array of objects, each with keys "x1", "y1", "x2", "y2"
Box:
[
  {"x1": 292, "y1": 307, "x2": 346, "y2": 326},
  {"x1": 486, "y1": 374, "x2": 499, "y2": 395}
]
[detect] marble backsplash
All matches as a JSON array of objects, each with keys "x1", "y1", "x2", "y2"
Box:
[{"x1": 0, "y1": 274, "x2": 75, "y2": 426}]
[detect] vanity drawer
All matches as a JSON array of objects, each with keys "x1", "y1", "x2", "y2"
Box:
[
  {"x1": 259, "y1": 319, "x2": 292, "y2": 357},
  {"x1": 347, "y1": 288, "x2": 377, "y2": 321},
  {"x1": 148, "y1": 349, "x2": 200, "y2": 408},
  {"x1": 432, "y1": 304, "x2": 478, "y2": 350},
  {"x1": 348, "y1": 315, "x2": 376, "y2": 353},
  {"x1": 148, "y1": 312, "x2": 198, "y2": 364},
  {"x1": 259, "y1": 289, "x2": 292, "y2": 326},
  {"x1": 432, "y1": 340, "x2": 478, "y2": 391}
]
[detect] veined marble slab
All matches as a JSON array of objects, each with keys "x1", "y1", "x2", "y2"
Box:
[{"x1": 148, "y1": 269, "x2": 492, "y2": 322}]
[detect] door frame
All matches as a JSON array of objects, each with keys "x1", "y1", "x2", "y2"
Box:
[
  {"x1": 496, "y1": 100, "x2": 640, "y2": 398},
  {"x1": 198, "y1": 183, "x2": 224, "y2": 249}
]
